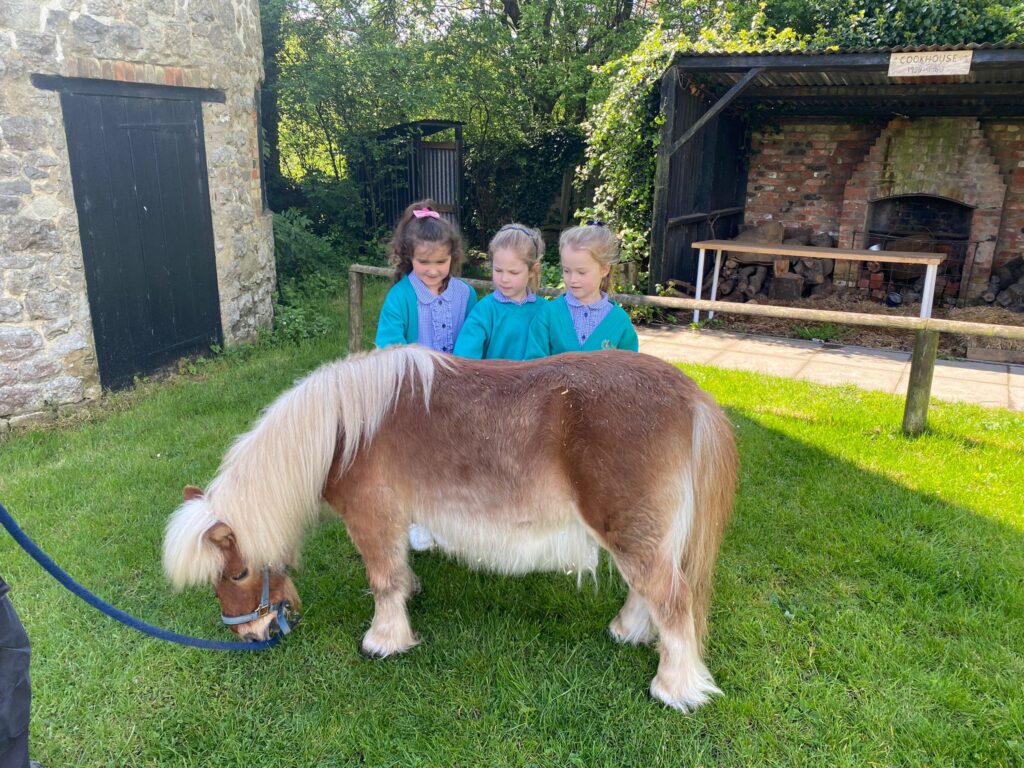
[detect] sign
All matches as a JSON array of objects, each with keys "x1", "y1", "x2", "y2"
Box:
[{"x1": 888, "y1": 50, "x2": 973, "y2": 78}]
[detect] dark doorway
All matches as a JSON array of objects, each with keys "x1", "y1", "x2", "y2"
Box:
[{"x1": 39, "y1": 77, "x2": 224, "y2": 389}]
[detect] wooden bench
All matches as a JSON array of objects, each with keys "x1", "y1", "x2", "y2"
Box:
[{"x1": 690, "y1": 239, "x2": 945, "y2": 323}]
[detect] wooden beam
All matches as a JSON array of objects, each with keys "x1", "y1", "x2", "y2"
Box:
[
  {"x1": 670, "y1": 48, "x2": 1024, "y2": 72},
  {"x1": 669, "y1": 67, "x2": 764, "y2": 158},
  {"x1": 667, "y1": 207, "x2": 744, "y2": 229},
  {"x1": 691, "y1": 239, "x2": 944, "y2": 265},
  {"x1": 649, "y1": 66, "x2": 679, "y2": 290},
  {"x1": 348, "y1": 263, "x2": 1024, "y2": 340},
  {"x1": 741, "y1": 83, "x2": 1024, "y2": 100},
  {"x1": 739, "y1": 103, "x2": 1024, "y2": 118}
]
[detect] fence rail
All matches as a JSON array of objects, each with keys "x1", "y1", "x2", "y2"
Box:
[{"x1": 348, "y1": 264, "x2": 1024, "y2": 435}]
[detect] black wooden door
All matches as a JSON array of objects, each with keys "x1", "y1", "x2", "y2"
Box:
[{"x1": 61, "y1": 86, "x2": 222, "y2": 389}]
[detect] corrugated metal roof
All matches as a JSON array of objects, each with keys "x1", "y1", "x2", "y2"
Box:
[
  {"x1": 669, "y1": 45, "x2": 1024, "y2": 115},
  {"x1": 675, "y1": 42, "x2": 1021, "y2": 57}
]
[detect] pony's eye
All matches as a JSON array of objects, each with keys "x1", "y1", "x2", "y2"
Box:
[{"x1": 230, "y1": 568, "x2": 249, "y2": 582}]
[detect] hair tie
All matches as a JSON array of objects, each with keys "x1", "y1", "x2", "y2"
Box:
[
  {"x1": 413, "y1": 208, "x2": 441, "y2": 220},
  {"x1": 499, "y1": 224, "x2": 533, "y2": 237},
  {"x1": 498, "y1": 224, "x2": 541, "y2": 259}
]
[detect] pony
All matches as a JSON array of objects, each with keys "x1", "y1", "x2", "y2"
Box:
[{"x1": 162, "y1": 347, "x2": 738, "y2": 711}]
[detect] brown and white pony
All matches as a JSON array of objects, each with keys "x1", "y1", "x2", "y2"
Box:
[{"x1": 163, "y1": 347, "x2": 737, "y2": 711}]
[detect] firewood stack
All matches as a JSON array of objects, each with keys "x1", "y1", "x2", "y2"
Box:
[
  {"x1": 982, "y1": 256, "x2": 1024, "y2": 312},
  {"x1": 682, "y1": 222, "x2": 837, "y2": 304}
]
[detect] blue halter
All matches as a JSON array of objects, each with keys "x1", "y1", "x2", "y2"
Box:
[{"x1": 220, "y1": 565, "x2": 299, "y2": 637}]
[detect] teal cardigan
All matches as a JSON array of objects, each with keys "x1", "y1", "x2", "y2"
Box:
[
  {"x1": 524, "y1": 295, "x2": 639, "y2": 359},
  {"x1": 374, "y1": 274, "x2": 477, "y2": 349},
  {"x1": 453, "y1": 293, "x2": 544, "y2": 360}
]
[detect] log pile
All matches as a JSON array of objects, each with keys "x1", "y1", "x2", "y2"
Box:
[
  {"x1": 981, "y1": 257, "x2": 1024, "y2": 312},
  {"x1": 664, "y1": 224, "x2": 1020, "y2": 311},
  {"x1": 697, "y1": 224, "x2": 837, "y2": 304}
]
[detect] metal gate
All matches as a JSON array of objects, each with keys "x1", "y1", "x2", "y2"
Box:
[
  {"x1": 415, "y1": 139, "x2": 461, "y2": 221},
  {"x1": 45, "y1": 78, "x2": 223, "y2": 389}
]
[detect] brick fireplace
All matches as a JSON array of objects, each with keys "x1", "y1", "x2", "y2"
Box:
[{"x1": 744, "y1": 116, "x2": 1023, "y2": 304}]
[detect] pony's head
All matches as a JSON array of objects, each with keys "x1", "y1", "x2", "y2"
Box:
[{"x1": 163, "y1": 486, "x2": 301, "y2": 641}]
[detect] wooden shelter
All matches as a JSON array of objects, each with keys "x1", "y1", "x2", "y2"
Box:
[{"x1": 650, "y1": 45, "x2": 1024, "y2": 305}]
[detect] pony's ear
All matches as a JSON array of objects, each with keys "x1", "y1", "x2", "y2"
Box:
[
  {"x1": 203, "y1": 522, "x2": 235, "y2": 550},
  {"x1": 183, "y1": 485, "x2": 205, "y2": 501},
  {"x1": 203, "y1": 522, "x2": 245, "y2": 577}
]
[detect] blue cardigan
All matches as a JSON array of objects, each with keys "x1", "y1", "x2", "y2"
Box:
[
  {"x1": 453, "y1": 292, "x2": 544, "y2": 360},
  {"x1": 375, "y1": 274, "x2": 477, "y2": 350},
  {"x1": 524, "y1": 295, "x2": 638, "y2": 358}
]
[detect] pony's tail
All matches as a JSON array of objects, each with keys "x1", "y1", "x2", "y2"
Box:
[{"x1": 683, "y1": 398, "x2": 738, "y2": 648}]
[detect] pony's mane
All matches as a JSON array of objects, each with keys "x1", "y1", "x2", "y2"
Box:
[{"x1": 163, "y1": 346, "x2": 444, "y2": 588}]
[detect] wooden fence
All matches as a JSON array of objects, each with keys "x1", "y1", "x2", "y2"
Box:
[{"x1": 348, "y1": 264, "x2": 1024, "y2": 435}]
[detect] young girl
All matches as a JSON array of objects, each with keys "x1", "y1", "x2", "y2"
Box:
[
  {"x1": 453, "y1": 223, "x2": 544, "y2": 360},
  {"x1": 374, "y1": 200, "x2": 477, "y2": 354},
  {"x1": 375, "y1": 200, "x2": 476, "y2": 552},
  {"x1": 525, "y1": 223, "x2": 638, "y2": 358}
]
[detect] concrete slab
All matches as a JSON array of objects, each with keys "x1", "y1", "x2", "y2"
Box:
[
  {"x1": 640, "y1": 343, "x2": 724, "y2": 365},
  {"x1": 817, "y1": 350, "x2": 909, "y2": 372},
  {"x1": 1008, "y1": 389, "x2": 1024, "y2": 411},
  {"x1": 928, "y1": 379, "x2": 1010, "y2": 408},
  {"x1": 636, "y1": 325, "x2": 1021, "y2": 411}
]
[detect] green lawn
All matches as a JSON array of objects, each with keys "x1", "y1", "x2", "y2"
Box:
[{"x1": 1, "y1": 282, "x2": 1022, "y2": 767}]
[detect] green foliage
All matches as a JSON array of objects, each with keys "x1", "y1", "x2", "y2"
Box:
[
  {"x1": 791, "y1": 322, "x2": 852, "y2": 342},
  {"x1": 273, "y1": 208, "x2": 347, "y2": 284},
  {"x1": 271, "y1": 0, "x2": 652, "y2": 247},
  {"x1": 266, "y1": 297, "x2": 334, "y2": 345},
  {"x1": 271, "y1": 210, "x2": 347, "y2": 345},
  {"x1": 465, "y1": 127, "x2": 584, "y2": 242}
]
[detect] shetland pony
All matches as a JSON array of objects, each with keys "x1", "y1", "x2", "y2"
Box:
[{"x1": 163, "y1": 347, "x2": 737, "y2": 711}]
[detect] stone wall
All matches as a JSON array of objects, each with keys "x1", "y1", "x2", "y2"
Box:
[{"x1": 0, "y1": 0, "x2": 274, "y2": 429}]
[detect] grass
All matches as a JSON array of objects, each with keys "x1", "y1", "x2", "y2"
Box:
[
  {"x1": 1, "y1": 279, "x2": 1022, "y2": 767},
  {"x1": 789, "y1": 322, "x2": 851, "y2": 343}
]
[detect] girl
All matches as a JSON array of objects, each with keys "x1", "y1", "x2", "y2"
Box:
[
  {"x1": 525, "y1": 223, "x2": 638, "y2": 358},
  {"x1": 454, "y1": 223, "x2": 545, "y2": 360},
  {"x1": 374, "y1": 200, "x2": 476, "y2": 552},
  {"x1": 374, "y1": 200, "x2": 477, "y2": 354}
]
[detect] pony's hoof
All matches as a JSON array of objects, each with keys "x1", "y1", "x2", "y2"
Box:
[
  {"x1": 649, "y1": 672, "x2": 721, "y2": 712},
  {"x1": 360, "y1": 629, "x2": 419, "y2": 658}
]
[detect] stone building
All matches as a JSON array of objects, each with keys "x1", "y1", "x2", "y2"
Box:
[
  {"x1": 651, "y1": 45, "x2": 1024, "y2": 305},
  {"x1": 1, "y1": 0, "x2": 274, "y2": 428}
]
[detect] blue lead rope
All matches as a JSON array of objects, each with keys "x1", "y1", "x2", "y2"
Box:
[{"x1": 0, "y1": 500, "x2": 281, "y2": 651}]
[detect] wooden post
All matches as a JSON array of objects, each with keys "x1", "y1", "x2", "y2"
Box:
[
  {"x1": 649, "y1": 67, "x2": 678, "y2": 291},
  {"x1": 902, "y1": 330, "x2": 939, "y2": 435},
  {"x1": 348, "y1": 269, "x2": 363, "y2": 354}
]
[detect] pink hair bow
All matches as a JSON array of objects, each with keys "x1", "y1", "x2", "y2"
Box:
[{"x1": 413, "y1": 208, "x2": 440, "y2": 219}]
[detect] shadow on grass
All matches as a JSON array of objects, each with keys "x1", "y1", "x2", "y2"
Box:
[{"x1": 2, "y1": 404, "x2": 1022, "y2": 767}]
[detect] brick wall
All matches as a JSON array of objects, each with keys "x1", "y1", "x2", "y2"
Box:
[
  {"x1": 836, "y1": 118, "x2": 1005, "y2": 299},
  {"x1": 983, "y1": 120, "x2": 1024, "y2": 270},
  {"x1": 744, "y1": 120, "x2": 881, "y2": 236}
]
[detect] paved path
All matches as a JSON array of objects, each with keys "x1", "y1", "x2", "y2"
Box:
[{"x1": 637, "y1": 324, "x2": 1024, "y2": 412}]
